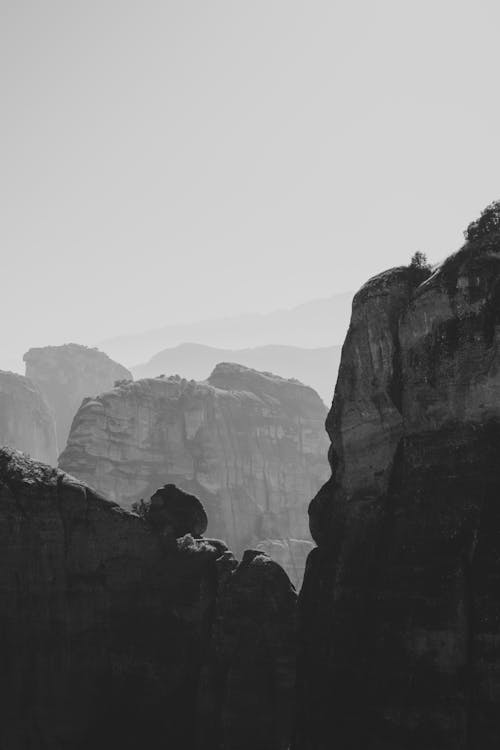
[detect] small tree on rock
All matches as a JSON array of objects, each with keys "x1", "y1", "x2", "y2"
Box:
[
  {"x1": 410, "y1": 251, "x2": 430, "y2": 270},
  {"x1": 409, "y1": 251, "x2": 432, "y2": 284},
  {"x1": 131, "y1": 498, "x2": 151, "y2": 519}
]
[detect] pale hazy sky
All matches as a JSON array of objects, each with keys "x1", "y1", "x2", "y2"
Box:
[{"x1": 2, "y1": 0, "x2": 500, "y2": 370}]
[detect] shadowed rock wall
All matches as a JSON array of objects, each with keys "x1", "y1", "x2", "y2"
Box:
[
  {"x1": 295, "y1": 235, "x2": 500, "y2": 749},
  {"x1": 0, "y1": 448, "x2": 296, "y2": 750}
]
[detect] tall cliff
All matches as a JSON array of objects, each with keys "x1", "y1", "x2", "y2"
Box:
[
  {"x1": 0, "y1": 448, "x2": 296, "y2": 750},
  {"x1": 295, "y1": 224, "x2": 500, "y2": 748},
  {"x1": 0, "y1": 370, "x2": 57, "y2": 464},
  {"x1": 59, "y1": 363, "x2": 329, "y2": 586},
  {"x1": 24, "y1": 343, "x2": 132, "y2": 455}
]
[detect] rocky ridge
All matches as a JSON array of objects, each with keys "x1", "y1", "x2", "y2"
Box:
[
  {"x1": 59, "y1": 363, "x2": 329, "y2": 586},
  {"x1": 132, "y1": 341, "x2": 341, "y2": 404},
  {"x1": 295, "y1": 227, "x2": 500, "y2": 748},
  {"x1": 0, "y1": 370, "x2": 57, "y2": 464},
  {"x1": 0, "y1": 447, "x2": 296, "y2": 750}
]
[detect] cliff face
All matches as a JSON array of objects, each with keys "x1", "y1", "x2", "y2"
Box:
[
  {"x1": 0, "y1": 448, "x2": 296, "y2": 750},
  {"x1": 0, "y1": 370, "x2": 57, "y2": 464},
  {"x1": 24, "y1": 344, "x2": 132, "y2": 455},
  {"x1": 59, "y1": 363, "x2": 329, "y2": 585},
  {"x1": 296, "y1": 237, "x2": 500, "y2": 749}
]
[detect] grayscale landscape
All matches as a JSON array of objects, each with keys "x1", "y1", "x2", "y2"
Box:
[{"x1": 1, "y1": 1, "x2": 500, "y2": 748}]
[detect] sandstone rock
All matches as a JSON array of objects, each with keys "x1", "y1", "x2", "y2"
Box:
[
  {"x1": 295, "y1": 228, "x2": 500, "y2": 748},
  {"x1": 0, "y1": 448, "x2": 296, "y2": 749},
  {"x1": 0, "y1": 370, "x2": 57, "y2": 464},
  {"x1": 24, "y1": 343, "x2": 132, "y2": 455},
  {"x1": 59, "y1": 363, "x2": 328, "y2": 572},
  {"x1": 198, "y1": 550, "x2": 297, "y2": 750}
]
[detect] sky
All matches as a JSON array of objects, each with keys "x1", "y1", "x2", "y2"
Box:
[{"x1": 2, "y1": 0, "x2": 500, "y2": 371}]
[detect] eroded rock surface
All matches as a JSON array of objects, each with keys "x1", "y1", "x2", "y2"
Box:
[
  {"x1": 24, "y1": 343, "x2": 132, "y2": 454},
  {"x1": 295, "y1": 231, "x2": 500, "y2": 748},
  {"x1": 0, "y1": 448, "x2": 296, "y2": 749},
  {"x1": 0, "y1": 370, "x2": 57, "y2": 464},
  {"x1": 60, "y1": 363, "x2": 328, "y2": 582}
]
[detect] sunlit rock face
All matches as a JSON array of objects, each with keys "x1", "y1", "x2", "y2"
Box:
[
  {"x1": 295, "y1": 236, "x2": 500, "y2": 749},
  {"x1": 59, "y1": 363, "x2": 329, "y2": 585},
  {"x1": 24, "y1": 343, "x2": 132, "y2": 455},
  {"x1": 0, "y1": 448, "x2": 296, "y2": 750},
  {"x1": 0, "y1": 370, "x2": 57, "y2": 464}
]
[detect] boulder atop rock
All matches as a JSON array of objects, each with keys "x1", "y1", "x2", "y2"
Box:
[{"x1": 148, "y1": 483, "x2": 208, "y2": 538}]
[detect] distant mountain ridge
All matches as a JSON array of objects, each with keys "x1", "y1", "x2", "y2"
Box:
[
  {"x1": 132, "y1": 342, "x2": 341, "y2": 404},
  {"x1": 99, "y1": 292, "x2": 353, "y2": 366}
]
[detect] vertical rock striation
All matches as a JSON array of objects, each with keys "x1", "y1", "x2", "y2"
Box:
[
  {"x1": 0, "y1": 447, "x2": 296, "y2": 750},
  {"x1": 24, "y1": 343, "x2": 132, "y2": 455},
  {"x1": 296, "y1": 230, "x2": 500, "y2": 748},
  {"x1": 59, "y1": 363, "x2": 329, "y2": 586},
  {"x1": 0, "y1": 370, "x2": 57, "y2": 464}
]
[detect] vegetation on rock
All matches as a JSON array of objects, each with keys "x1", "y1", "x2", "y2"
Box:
[
  {"x1": 408, "y1": 250, "x2": 432, "y2": 284},
  {"x1": 464, "y1": 199, "x2": 500, "y2": 241}
]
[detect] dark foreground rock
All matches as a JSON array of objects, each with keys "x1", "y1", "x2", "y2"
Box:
[
  {"x1": 0, "y1": 370, "x2": 57, "y2": 464},
  {"x1": 294, "y1": 227, "x2": 500, "y2": 748},
  {"x1": 198, "y1": 550, "x2": 296, "y2": 750},
  {"x1": 24, "y1": 343, "x2": 132, "y2": 454},
  {"x1": 60, "y1": 363, "x2": 328, "y2": 587},
  {"x1": 0, "y1": 448, "x2": 296, "y2": 750}
]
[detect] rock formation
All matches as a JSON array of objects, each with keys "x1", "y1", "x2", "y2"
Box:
[
  {"x1": 0, "y1": 447, "x2": 296, "y2": 750},
  {"x1": 295, "y1": 222, "x2": 500, "y2": 748},
  {"x1": 60, "y1": 363, "x2": 329, "y2": 586},
  {"x1": 0, "y1": 370, "x2": 57, "y2": 464},
  {"x1": 198, "y1": 550, "x2": 297, "y2": 750},
  {"x1": 132, "y1": 341, "x2": 341, "y2": 404},
  {"x1": 256, "y1": 538, "x2": 314, "y2": 592},
  {"x1": 24, "y1": 343, "x2": 132, "y2": 455}
]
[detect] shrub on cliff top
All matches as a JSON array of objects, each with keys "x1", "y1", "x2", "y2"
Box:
[
  {"x1": 131, "y1": 498, "x2": 151, "y2": 519},
  {"x1": 409, "y1": 251, "x2": 432, "y2": 284},
  {"x1": 464, "y1": 200, "x2": 500, "y2": 241}
]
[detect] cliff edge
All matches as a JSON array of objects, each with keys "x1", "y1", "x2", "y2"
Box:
[{"x1": 296, "y1": 219, "x2": 500, "y2": 748}]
